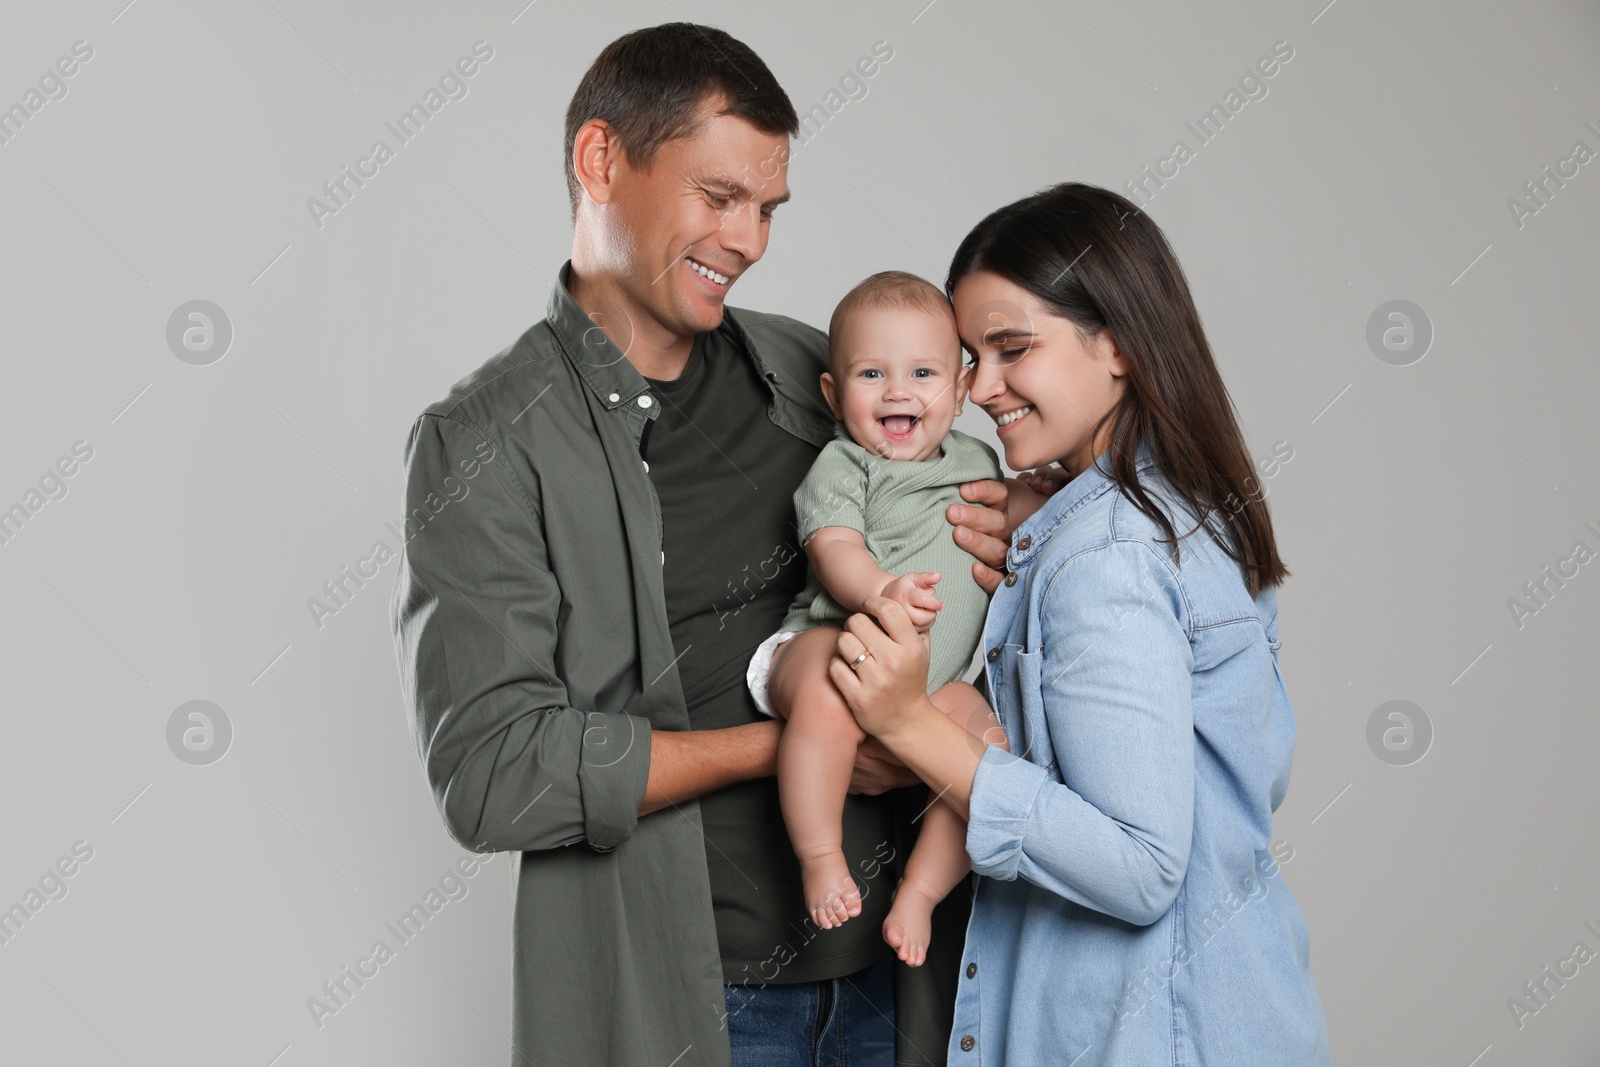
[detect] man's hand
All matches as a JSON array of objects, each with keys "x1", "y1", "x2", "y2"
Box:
[
  {"x1": 849, "y1": 736, "x2": 920, "y2": 794},
  {"x1": 947, "y1": 477, "x2": 1053, "y2": 594},
  {"x1": 880, "y1": 571, "x2": 943, "y2": 633}
]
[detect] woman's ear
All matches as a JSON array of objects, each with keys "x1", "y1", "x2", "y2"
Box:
[{"x1": 1097, "y1": 328, "x2": 1129, "y2": 378}]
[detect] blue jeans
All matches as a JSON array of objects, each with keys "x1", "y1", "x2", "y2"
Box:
[{"x1": 724, "y1": 954, "x2": 897, "y2": 1067}]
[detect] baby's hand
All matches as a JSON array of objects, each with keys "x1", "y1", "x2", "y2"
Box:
[{"x1": 882, "y1": 572, "x2": 943, "y2": 633}]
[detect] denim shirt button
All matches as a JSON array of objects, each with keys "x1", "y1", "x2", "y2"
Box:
[
  {"x1": 960, "y1": 1035, "x2": 976, "y2": 1051},
  {"x1": 1016, "y1": 535, "x2": 1031, "y2": 550},
  {"x1": 966, "y1": 962, "x2": 978, "y2": 978},
  {"x1": 1004, "y1": 571, "x2": 1018, "y2": 587},
  {"x1": 986, "y1": 647, "x2": 1001, "y2": 662}
]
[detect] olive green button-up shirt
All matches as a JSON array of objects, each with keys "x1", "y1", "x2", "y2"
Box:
[{"x1": 390, "y1": 263, "x2": 965, "y2": 1067}]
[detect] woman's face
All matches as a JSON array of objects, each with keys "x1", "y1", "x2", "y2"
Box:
[{"x1": 951, "y1": 270, "x2": 1128, "y2": 477}]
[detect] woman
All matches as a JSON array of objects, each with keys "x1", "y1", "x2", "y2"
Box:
[{"x1": 828, "y1": 183, "x2": 1333, "y2": 1065}]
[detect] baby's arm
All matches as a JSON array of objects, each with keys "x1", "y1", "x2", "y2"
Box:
[{"x1": 805, "y1": 527, "x2": 943, "y2": 632}]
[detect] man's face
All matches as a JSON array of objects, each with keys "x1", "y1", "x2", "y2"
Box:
[{"x1": 606, "y1": 98, "x2": 791, "y2": 337}]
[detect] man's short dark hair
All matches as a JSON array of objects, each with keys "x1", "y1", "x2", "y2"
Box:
[{"x1": 564, "y1": 23, "x2": 799, "y2": 217}]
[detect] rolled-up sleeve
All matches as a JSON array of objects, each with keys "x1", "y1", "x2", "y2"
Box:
[
  {"x1": 390, "y1": 413, "x2": 652, "y2": 854},
  {"x1": 966, "y1": 538, "x2": 1194, "y2": 926}
]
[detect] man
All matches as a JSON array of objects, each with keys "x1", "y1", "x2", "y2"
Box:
[{"x1": 390, "y1": 23, "x2": 1022, "y2": 1067}]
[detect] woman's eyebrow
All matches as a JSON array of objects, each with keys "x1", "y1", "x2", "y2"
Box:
[{"x1": 982, "y1": 328, "x2": 1037, "y2": 344}]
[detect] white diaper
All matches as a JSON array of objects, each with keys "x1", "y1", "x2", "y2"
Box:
[{"x1": 745, "y1": 629, "x2": 802, "y2": 719}]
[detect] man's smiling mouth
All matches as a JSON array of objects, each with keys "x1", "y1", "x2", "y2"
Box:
[{"x1": 687, "y1": 256, "x2": 729, "y2": 286}]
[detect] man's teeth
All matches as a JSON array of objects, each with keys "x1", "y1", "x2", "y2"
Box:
[
  {"x1": 688, "y1": 258, "x2": 729, "y2": 285},
  {"x1": 996, "y1": 405, "x2": 1033, "y2": 426}
]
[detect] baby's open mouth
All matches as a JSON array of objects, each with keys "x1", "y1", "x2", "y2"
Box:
[{"x1": 879, "y1": 415, "x2": 920, "y2": 438}]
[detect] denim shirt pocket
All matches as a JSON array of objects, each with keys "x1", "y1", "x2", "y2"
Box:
[{"x1": 1011, "y1": 647, "x2": 1059, "y2": 780}]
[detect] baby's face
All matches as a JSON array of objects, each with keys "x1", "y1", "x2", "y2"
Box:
[{"x1": 822, "y1": 304, "x2": 970, "y2": 462}]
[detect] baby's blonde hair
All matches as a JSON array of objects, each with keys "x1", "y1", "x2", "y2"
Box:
[{"x1": 828, "y1": 270, "x2": 958, "y2": 375}]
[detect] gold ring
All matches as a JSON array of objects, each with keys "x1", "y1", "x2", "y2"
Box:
[{"x1": 849, "y1": 650, "x2": 870, "y2": 671}]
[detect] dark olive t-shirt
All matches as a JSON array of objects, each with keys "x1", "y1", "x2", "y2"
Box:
[{"x1": 643, "y1": 322, "x2": 898, "y2": 985}]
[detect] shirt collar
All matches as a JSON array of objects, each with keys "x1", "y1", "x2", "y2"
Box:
[
  {"x1": 545, "y1": 261, "x2": 792, "y2": 418},
  {"x1": 1008, "y1": 435, "x2": 1159, "y2": 568},
  {"x1": 545, "y1": 260, "x2": 656, "y2": 415}
]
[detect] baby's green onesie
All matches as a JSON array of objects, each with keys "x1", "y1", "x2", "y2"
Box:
[{"x1": 778, "y1": 423, "x2": 1004, "y2": 691}]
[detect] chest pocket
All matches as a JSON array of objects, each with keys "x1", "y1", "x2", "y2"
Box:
[{"x1": 1003, "y1": 647, "x2": 1059, "y2": 779}]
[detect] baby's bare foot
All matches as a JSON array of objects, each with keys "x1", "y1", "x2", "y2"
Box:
[
  {"x1": 799, "y1": 849, "x2": 861, "y2": 930},
  {"x1": 883, "y1": 879, "x2": 938, "y2": 967}
]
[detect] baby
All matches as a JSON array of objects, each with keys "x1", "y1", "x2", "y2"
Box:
[{"x1": 745, "y1": 270, "x2": 1010, "y2": 967}]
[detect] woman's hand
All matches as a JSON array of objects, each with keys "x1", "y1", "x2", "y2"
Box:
[
  {"x1": 830, "y1": 596, "x2": 986, "y2": 819},
  {"x1": 829, "y1": 596, "x2": 940, "y2": 743},
  {"x1": 1016, "y1": 464, "x2": 1072, "y2": 500}
]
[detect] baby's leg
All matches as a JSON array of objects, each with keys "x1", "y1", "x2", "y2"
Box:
[
  {"x1": 767, "y1": 625, "x2": 868, "y2": 930},
  {"x1": 883, "y1": 680, "x2": 1009, "y2": 966}
]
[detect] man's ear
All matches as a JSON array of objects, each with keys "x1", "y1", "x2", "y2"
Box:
[
  {"x1": 572, "y1": 118, "x2": 621, "y2": 208},
  {"x1": 819, "y1": 371, "x2": 843, "y2": 420}
]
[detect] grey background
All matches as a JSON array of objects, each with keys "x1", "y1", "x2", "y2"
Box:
[{"x1": 1, "y1": 0, "x2": 1596, "y2": 1063}]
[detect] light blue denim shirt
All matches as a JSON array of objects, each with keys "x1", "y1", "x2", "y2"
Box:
[{"x1": 950, "y1": 437, "x2": 1332, "y2": 1066}]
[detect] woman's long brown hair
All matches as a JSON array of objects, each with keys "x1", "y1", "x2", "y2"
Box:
[{"x1": 947, "y1": 182, "x2": 1288, "y2": 595}]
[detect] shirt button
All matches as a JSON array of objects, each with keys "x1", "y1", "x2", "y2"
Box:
[
  {"x1": 966, "y1": 962, "x2": 978, "y2": 978},
  {"x1": 1004, "y1": 572, "x2": 1018, "y2": 587},
  {"x1": 960, "y1": 1035, "x2": 976, "y2": 1052},
  {"x1": 638, "y1": 395, "x2": 654, "y2": 408},
  {"x1": 608, "y1": 392, "x2": 620, "y2": 403},
  {"x1": 1016, "y1": 535, "x2": 1031, "y2": 550},
  {"x1": 986, "y1": 647, "x2": 1000, "y2": 662}
]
